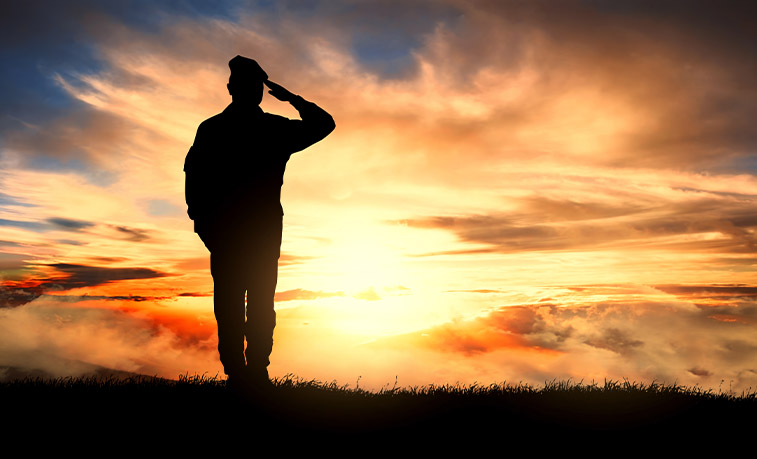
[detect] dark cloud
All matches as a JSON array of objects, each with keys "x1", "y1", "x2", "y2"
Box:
[
  {"x1": 0, "y1": 218, "x2": 46, "y2": 231},
  {"x1": 378, "y1": 0, "x2": 757, "y2": 172},
  {"x1": 584, "y1": 328, "x2": 644, "y2": 355},
  {"x1": 517, "y1": 196, "x2": 646, "y2": 222},
  {"x1": 47, "y1": 217, "x2": 95, "y2": 231},
  {"x1": 46, "y1": 263, "x2": 168, "y2": 289},
  {"x1": 0, "y1": 282, "x2": 45, "y2": 308},
  {"x1": 88, "y1": 256, "x2": 128, "y2": 263},
  {"x1": 696, "y1": 302, "x2": 757, "y2": 328},
  {"x1": 112, "y1": 226, "x2": 152, "y2": 242},
  {"x1": 0, "y1": 218, "x2": 155, "y2": 243},
  {"x1": 656, "y1": 285, "x2": 757, "y2": 298},
  {"x1": 178, "y1": 292, "x2": 212, "y2": 297},
  {"x1": 688, "y1": 367, "x2": 712, "y2": 377},
  {"x1": 567, "y1": 285, "x2": 660, "y2": 295},
  {"x1": 57, "y1": 239, "x2": 86, "y2": 246},
  {"x1": 0, "y1": 217, "x2": 95, "y2": 233},
  {"x1": 1, "y1": 263, "x2": 171, "y2": 308},
  {"x1": 489, "y1": 306, "x2": 547, "y2": 335},
  {"x1": 0, "y1": 192, "x2": 37, "y2": 208},
  {"x1": 401, "y1": 195, "x2": 757, "y2": 255},
  {"x1": 54, "y1": 294, "x2": 170, "y2": 302}
]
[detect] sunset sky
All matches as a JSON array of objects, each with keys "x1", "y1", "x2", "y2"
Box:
[{"x1": 1, "y1": 0, "x2": 756, "y2": 391}]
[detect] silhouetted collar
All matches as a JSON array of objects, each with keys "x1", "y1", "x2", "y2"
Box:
[{"x1": 224, "y1": 102, "x2": 264, "y2": 117}]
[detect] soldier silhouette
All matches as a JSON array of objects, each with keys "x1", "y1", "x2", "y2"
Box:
[{"x1": 184, "y1": 55, "x2": 335, "y2": 389}]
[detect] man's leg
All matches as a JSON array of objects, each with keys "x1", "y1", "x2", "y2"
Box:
[
  {"x1": 210, "y1": 245, "x2": 247, "y2": 378},
  {"x1": 244, "y1": 255, "x2": 278, "y2": 374},
  {"x1": 244, "y1": 218, "x2": 282, "y2": 382}
]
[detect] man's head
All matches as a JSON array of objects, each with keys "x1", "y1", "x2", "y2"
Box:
[{"x1": 227, "y1": 55, "x2": 268, "y2": 106}]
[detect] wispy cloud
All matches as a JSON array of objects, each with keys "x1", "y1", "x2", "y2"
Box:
[{"x1": 401, "y1": 193, "x2": 757, "y2": 255}]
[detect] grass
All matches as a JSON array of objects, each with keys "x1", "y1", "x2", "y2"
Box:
[{"x1": 3, "y1": 373, "x2": 756, "y2": 450}]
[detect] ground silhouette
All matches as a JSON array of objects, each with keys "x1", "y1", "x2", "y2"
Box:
[{"x1": 4, "y1": 375, "x2": 755, "y2": 452}]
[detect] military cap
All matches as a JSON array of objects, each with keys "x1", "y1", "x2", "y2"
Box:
[{"x1": 228, "y1": 55, "x2": 268, "y2": 81}]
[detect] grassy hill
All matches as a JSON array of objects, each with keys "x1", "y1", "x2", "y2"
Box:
[{"x1": 3, "y1": 374, "x2": 755, "y2": 452}]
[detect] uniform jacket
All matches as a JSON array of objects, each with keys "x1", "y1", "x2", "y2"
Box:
[{"x1": 184, "y1": 96, "x2": 335, "y2": 235}]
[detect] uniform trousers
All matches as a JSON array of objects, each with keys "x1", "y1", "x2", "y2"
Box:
[{"x1": 199, "y1": 217, "x2": 282, "y2": 377}]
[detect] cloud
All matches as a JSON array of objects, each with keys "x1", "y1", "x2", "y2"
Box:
[
  {"x1": 654, "y1": 285, "x2": 757, "y2": 298},
  {"x1": 0, "y1": 281, "x2": 45, "y2": 309},
  {"x1": 46, "y1": 263, "x2": 169, "y2": 289},
  {"x1": 0, "y1": 251, "x2": 28, "y2": 271},
  {"x1": 55, "y1": 294, "x2": 170, "y2": 302},
  {"x1": 0, "y1": 217, "x2": 154, "y2": 242},
  {"x1": 1, "y1": 263, "x2": 171, "y2": 308},
  {"x1": 584, "y1": 328, "x2": 644, "y2": 356},
  {"x1": 401, "y1": 193, "x2": 757, "y2": 255},
  {"x1": 178, "y1": 292, "x2": 212, "y2": 298},
  {"x1": 0, "y1": 192, "x2": 37, "y2": 208},
  {"x1": 0, "y1": 298, "x2": 219, "y2": 380},
  {"x1": 3, "y1": 107, "x2": 135, "y2": 172},
  {"x1": 368, "y1": 284, "x2": 757, "y2": 390},
  {"x1": 440, "y1": 0, "x2": 757, "y2": 170},
  {"x1": 0, "y1": 218, "x2": 47, "y2": 231},
  {"x1": 47, "y1": 217, "x2": 95, "y2": 231},
  {"x1": 111, "y1": 225, "x2": 153, "y2": 242},
  {"x1": 146, "y1": 199, "x2": 182, "y2": 217},
  {"x1": 380, "y1": 304, "x2": 564, "y2": 355},
  {"x1": 354, "y1": 287, "x2": 381, "y2": 301},
  {"x1": 274, "y1": 288, "x2": 345, "y2": 302},
  {"x1": 278, "y1": 253, "x2": 314, "y2": 266},
  {"x1": 688, "y1": 367, "x2": 712, "y2": 377}
]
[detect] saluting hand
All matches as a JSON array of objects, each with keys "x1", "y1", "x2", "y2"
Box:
[{"x1": 265, "y1": 80, "x2": 296, "y2": 102}]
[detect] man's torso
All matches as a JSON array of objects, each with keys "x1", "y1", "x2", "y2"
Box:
[{"x1": 185, "y1": 104, "x2": 295, "y2": 231}]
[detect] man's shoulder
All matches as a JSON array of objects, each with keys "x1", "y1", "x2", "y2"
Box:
[
  {"x1": 194, "y1": 107, "x2": 294, "y2": 138},
  {"x1": 197, "y1": 111, "x2": 227, "y2": 131}
]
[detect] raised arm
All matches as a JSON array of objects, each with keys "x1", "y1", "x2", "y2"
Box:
[{"x1": 265, "y1": 80, "x2": 336, "y2": 152}]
